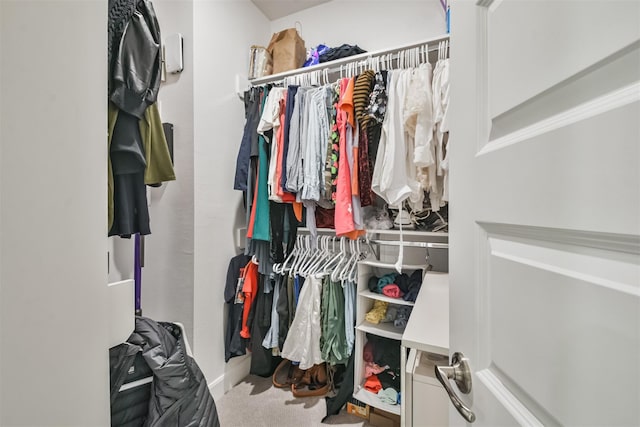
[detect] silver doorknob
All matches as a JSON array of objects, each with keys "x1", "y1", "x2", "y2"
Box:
[{"x1": 434, "y1": 352, "x2": 476, "y2": 423}]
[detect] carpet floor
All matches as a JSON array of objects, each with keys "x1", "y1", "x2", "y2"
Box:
[{"x1": 217, "y1": 374, "x2": 373, "y2": 427}]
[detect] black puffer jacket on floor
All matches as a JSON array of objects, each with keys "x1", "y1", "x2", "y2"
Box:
[{"x1": 112, "y1": 317, "x2": 220, "y2": 427}]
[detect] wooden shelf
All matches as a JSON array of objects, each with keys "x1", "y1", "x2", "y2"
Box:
[
  {"x1": 356, "y1": 321, "x2": 404, "y2": 341},
  {"x1": 359, "y1": 289, "x2": 415, "y2": 307}
]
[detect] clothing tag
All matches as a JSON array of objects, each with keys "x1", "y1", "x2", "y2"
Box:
[
  {"x1": 234, "y1": 275, "x2": 245, "y2": 304},
  {"x1": 128, "y1": 366, "x2": 135, "y2": 375}
]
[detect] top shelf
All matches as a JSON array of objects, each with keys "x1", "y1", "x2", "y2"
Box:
[
  {"x1": 299, "y1": 227, "x2": 448, "y2": 238},
  {"x1": 249, "y1": 33, "x2": 451, "y2": 86}
]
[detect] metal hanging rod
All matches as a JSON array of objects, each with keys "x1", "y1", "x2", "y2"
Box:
[
  {"x1": 249, "y1": 33, "x2": 450, "y2": 86},
  {"x1": 369, "y1": 240, "x2": 449, "y2": 249}
]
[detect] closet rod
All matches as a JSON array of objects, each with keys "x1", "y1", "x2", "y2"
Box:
[
  {"x1": 249, "y1": 33, "x2": 450, "y2": 86},
  {"x1": 369, "y1": 240, "x2": 449, "y2": 249}
]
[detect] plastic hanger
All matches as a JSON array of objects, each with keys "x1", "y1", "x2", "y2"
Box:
[
  {"x1": 301, "y1": 235, "x2": 325, "y2": 276},
  {"x1": 283, "y1": 235, "x2": 303, "y2": 276},
  {"x1": 289, "y1": 235, "x2": 308, "y2": 277},
  {"x1": 330, "y1": 238, "x2": 348, "y2": 282}
]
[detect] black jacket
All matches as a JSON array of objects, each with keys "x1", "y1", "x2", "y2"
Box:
[
  {"x1": 109, "y1": 0, "x2": 162, "y2": 118},
  {"x1": 110, "y1": 317, "x2": 220, "y2": 427}
]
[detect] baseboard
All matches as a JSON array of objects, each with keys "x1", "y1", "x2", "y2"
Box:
[{"x1": 208, "y1": 354, "x2": 251, "y2": 401}]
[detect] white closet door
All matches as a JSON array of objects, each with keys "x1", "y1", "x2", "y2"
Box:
[{"x1": 447, "y1": 1, "x2": 640, "y2": 426}]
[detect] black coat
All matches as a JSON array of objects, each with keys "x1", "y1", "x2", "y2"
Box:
[
  {"x1": 109, "y1": 0, "x2": 162, "y2": 118},
  {"x1": 111, "y1": 317, "x2": 220, "y2": 427}
]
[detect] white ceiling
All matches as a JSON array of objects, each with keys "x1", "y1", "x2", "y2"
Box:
[{"x1": 250, "y1": 0, "x2": 332, "y2": 20}]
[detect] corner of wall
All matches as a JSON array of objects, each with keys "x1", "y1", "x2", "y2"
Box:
[{"x1": 192, "y1": 0, "x2": 270, "y2": 391}]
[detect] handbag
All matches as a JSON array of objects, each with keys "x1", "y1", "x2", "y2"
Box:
[{"x1": 266, "y1": 26, "x2": 306, "y2": 74}]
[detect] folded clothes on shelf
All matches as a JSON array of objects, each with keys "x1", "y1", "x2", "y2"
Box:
[
  {"x1": 376, "y1": 273, "x2": 398, "y2": 293},
  {"x1": 382, "y1": 284, "x2": 403, "y2": 298},
  {"x1": 377, "y1": 387, "x2": 399, "y2": 405},
  {"x1": 364, "y1": 374, "x2": 383, "y2": 393},
  {"x1": 393, "y1": 306, "x2": 412, "y2": 329},
  {"x1": 365, "y1": 300, "x2": 388, "y2": 324}
]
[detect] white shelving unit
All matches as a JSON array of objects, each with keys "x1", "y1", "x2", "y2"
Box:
[
  {"x1": 352, "y1": 233, "x2": 447, "y2": 420},
  {"x1": 358, "y1": 290, "x2": 415, "y2": 307}
]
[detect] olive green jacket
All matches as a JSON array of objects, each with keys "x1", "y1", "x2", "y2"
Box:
[{"x1": 108, "y1": 102, "x2": 176, "y2": 229}]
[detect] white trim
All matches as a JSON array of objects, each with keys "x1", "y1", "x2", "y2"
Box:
[
  {"x1": 477, "y1": 369, "x2": 544, "y2": 427},
  {"x1": 477, "y1": 82, "x2": 640, "y2": 157},
  {"x1": 209, "y1": 375, "x2": 226, "y2": 401},
  {"x1": 119, "y1": 376, "x2": 152, "y2": 392}
]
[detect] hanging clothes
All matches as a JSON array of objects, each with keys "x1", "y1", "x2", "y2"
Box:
[
  {"x1": 235, "y1": 87, "x2": 262, "y2": 191},
  {"x1": 285, "y1": 87, "x2": 308, "y2": 194},
  {"x1": 281, "y1": 85, "x2": 299, "y2": 191},
  {"x1": 248, "y1": 275, "x2": 280, "y2": 377},
  {"x1": 107, "y1": 102, "x2": 175, "y2": 236},
  {"x1": 404, "y1": 63, "x2": 437, "y2": 210},
  {"x1": 257, "y1": 87, "x2": 287, "y2": 202},
  {"x1": 353, "y1": 71, "x2": 376, "y2": 207},
  {"x1": 262, "y1": 274, "x2": 281, "y2": 352},
  {"x1": 320, "y1": 279, "x2": 348, "y2": 366},
  {"x1": 327, "y1": 83, "x2": 341, "y2": 204},
  {"x1": 433, "y1": 51, "x2": 451, "y2": 205},
  {"x1": 335, "y1": 78, "x2": 364, "y2": 239},
  {"x1": 371, "y1": 70, "x2": 423, "y2": 210},
  {"x1": 251, "y1": 92, "x2": 271, "y2": 242},
  {"x1": 281, "y1": 275, "x2": 324, "y2": 370},
  {"x1": 109, "y1": 0, "x2": 162, "y2": 119},
  {"x1": 343, "y1": 280, "x2": 356, "y2": 356},
  {"x1": 300, "y1": 87, "x2": 330, "y2": 203},
  {"x1": 239, "y1": 259, "x2": 259, "y2": 339},
  {"x1": 224, "y1": 254, "x2": 251, "y2": 362}
]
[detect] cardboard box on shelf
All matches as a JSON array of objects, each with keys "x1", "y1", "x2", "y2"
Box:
[{"x1": 346, "y1": 398, "x2": 370, "y2": 420}]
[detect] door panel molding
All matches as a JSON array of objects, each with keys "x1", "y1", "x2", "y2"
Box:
[
  {"x1": 475, "y1": 3, "x2": 491, "y2": 152},
  {"x1": 476, "y1": 222, "x2": 639, "y2": 425},
  {"x1": 478, "y1": 83, "x2": 639, "y2": 157},
  {"x1": 487, "y1": 41, "x2": 640, "y2": 143},
  {"x1": 478, "y1": 222, "x2": 640, "y2": 255},
  {"x1": 477, "y1": 368, "x2": 546, "y2": 427}
]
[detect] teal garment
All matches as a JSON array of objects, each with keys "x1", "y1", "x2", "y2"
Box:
[
  {"x1": 321, "y1": 279, "x2": 348, "y2": 366},
  {"x1": 252, "y1": 92, "x2": 271, "y2": 242},
  {"x1": 377, "y1": 273, "x2": 399, "y2": 294},
  {"x1": 378, "y1": 388, "x2": 399, "y2": 405}
]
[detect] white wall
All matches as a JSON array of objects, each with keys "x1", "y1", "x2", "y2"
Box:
[
  {"x1": 142, "y1": 0, "x2": 196, "y2": 345},
  {"x1": 0, "y1": 1, "x2": 109, "y2": 425},
  {"x1": 270, "y1": 0, "x2": 447, "y2": 53},
  {"x1": 193, "y1": 0, "x2": 270, "y2": 399}
]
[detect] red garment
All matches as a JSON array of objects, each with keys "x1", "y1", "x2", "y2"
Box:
[
  {"x1": 239, "y1": 260, "x2": 259, "y2": 339},
  {"x1": 364, "y1": 375, "x2": 382, "y2": 393},
  {"x1": 335, "y1": 78, "x2": 361, "y2": 239},
  {"x1": 382, "y1": 284, "x2": 404, "y2": 299},
  {"x1": 275, "y1": 95, "x2": 296, "y2": 203}
]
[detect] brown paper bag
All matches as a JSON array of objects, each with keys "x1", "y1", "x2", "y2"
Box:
[{"x1": 266, "y1": 28, "x2": 306, "y2": 75}]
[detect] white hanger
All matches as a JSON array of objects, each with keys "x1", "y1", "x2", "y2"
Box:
[
  {"x1": 289, "y1": 235, "x2": 308, "y2": 277},
  {"x1": 330, "y1": 238, "x2": 347, "y2": 282},
  {"x1": 282, "y1": 235, "x2": 302, "y2": 276},
  {"x1": 336, "y1": 240, "x2": 356, "y2": 281}
]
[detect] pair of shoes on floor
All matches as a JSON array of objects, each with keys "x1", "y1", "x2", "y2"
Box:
[{"x1": 273, "y1": 359, "x2": 330, "y2": 397}]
